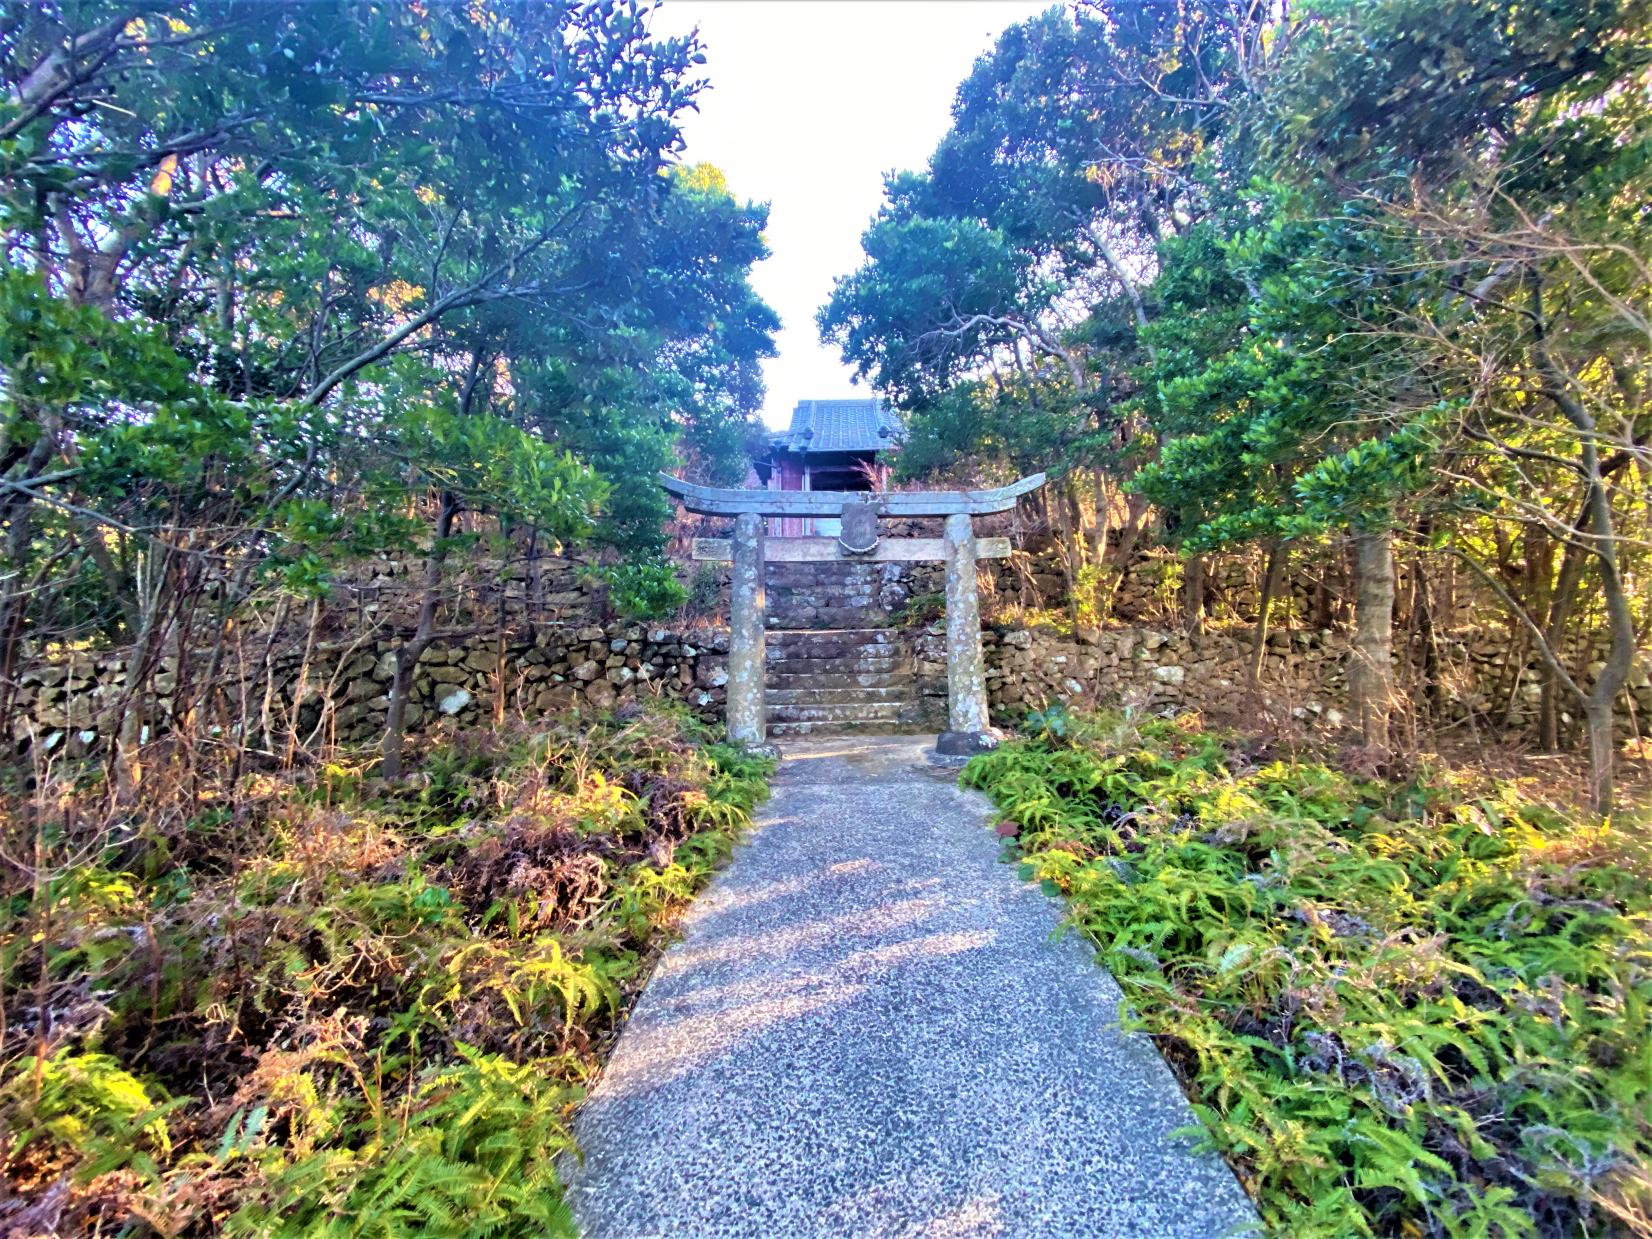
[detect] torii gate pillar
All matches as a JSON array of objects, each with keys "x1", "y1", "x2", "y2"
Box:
[
  {"x1": 727, "y1": 511, "x2": 767, "y2": 747},
  {"x1": 937, "y1": 513, "x2": 995, "y2": 755}
]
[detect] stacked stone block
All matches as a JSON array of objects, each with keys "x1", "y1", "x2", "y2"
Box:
[{"x1": 764, "y1": 559, "x2": 941, "y2": 631}]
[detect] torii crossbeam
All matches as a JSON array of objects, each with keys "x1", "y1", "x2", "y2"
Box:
[
  {"x1": 658, "y1": 471, "x2": 1044, "y2": 516},
  {"x1": 660, "y1": 471, "x2": 1046, "y2": 757}
]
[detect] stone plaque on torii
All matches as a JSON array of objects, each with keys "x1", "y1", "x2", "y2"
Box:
[{"x1": 658, "y1": 471, "x2": 1045, "y2": 757}]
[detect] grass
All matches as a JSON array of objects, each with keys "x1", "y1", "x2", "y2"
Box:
[
  {"x1": 0, "y1": 701, "x2": 773, "y2": 1237},
  {"x1": 962, "y1": 707, "x2": 1652, "y2": 1239}
]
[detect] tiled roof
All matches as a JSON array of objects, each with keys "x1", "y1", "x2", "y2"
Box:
[{"x1": 773, "y1": 398, "x2": 902, "y2": 455}]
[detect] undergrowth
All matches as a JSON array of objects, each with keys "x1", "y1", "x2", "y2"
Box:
[
  {"x1": 0, "y1": 702, "x2": 772, "y2": 1237},
  {"x1": 963, "y1": 707, "x2": 1652, "y2": 1239}
]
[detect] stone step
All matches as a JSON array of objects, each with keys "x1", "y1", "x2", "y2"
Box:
[
  {"x1": 766, "y1": 701, "x2": 906, "y2": 725},
  {"x1": 766, "y1": 593, "x2": 888, "y2": 608},
  {"x1": 765, "y1": 668, "x2": 912, "y2": 691},
  {"x1": 763, "y1": 601, "x2": 885, "y2": 617},
  {"x1": 766, "y1": 617, "x2": 898, "y2": 634},
  {"x1": 766, "y1": 588, "x2": 885, "y2": 598},
  {"x1": 766, "y1": 643, "x2": 907, "y2": 659},
  {"x1": 765, "y1": 566, "x2": 894, "y2": 582},
  {"x1": 767, "y1": 626, "x2": 901, "y2": 640},
  {"x1": 766, "y1": 685, "x2": 914, "y2": 707},
  {"x1": 766, "y1": 720, "x2": 921, "y2": 738},
  {"x1": 766, "y1": 630, "x2": 903, "y2": 657},
  {"x1": 768, "y1": 583, "x2": 881, "y2": 597},
  {"x1": 764, "y1": 656, "x2": 906, "y2": 679}
]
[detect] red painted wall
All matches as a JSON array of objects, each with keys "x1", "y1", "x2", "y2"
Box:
[{"x1": 773, "y1": 457, "x2": 807, "y2": 536}]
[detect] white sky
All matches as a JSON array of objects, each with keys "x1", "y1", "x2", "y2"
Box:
[{"x1": 648, "y1": 0, "x2": 1052, "y2": 427}]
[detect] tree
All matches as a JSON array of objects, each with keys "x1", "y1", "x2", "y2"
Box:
[
  {"x1": 1257, "y1": 0, "x2": 1651, "y2": 807},
  {"x1": 823, "y1": 0, "x2": 1649, "y2": 806},
  {"x1": 0, "y1": 1, "x2": 776, "y2": 785},
  {"x1": 819, "y1": 0, "x2": 1296, "y2": 621},
  {"x1": 1135, "y1": 189, "x2": 1442, "y2": 751}
]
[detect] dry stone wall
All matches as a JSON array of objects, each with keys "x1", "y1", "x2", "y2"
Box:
[
  {"x1": 973, "y1": 625, "x2": 1350, "y2": 732},
  {"x1": 331, "y1": 536, "x2": 1350, "y2": 638},
  {"x1": 941, "y1": 623, "x2": 1652, "y2": 740},
  {"x1": 12, "y1": 622, "x2": 729, "y2": 756},
  {"x1": 13, "y1": 533, "x2": 1649, "y2": 755},
  {"x1": 16, "y1": 614, "x2": 1650, "y2": 755}
]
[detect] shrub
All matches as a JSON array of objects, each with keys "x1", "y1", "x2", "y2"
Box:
[
  {"x1": 597, "y1": 558, "x2": 689, "y2": 620},
  {"x1": 896, "y1": 590, "x2": 945, "y2": 626},
  {"x1": 0, "y1": 703, "x2": 773, "y2": 1235},
  {"x1": 684, "y1": 563, "x2": 724, "y2": 619}
]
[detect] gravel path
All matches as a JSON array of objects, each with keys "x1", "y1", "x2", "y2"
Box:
[{"x1": 565, "y1": 735, "x2": 1258, "y2": 1239}]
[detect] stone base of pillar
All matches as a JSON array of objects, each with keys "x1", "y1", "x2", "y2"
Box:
[{"x1": 935, "y1": 729, "x2": 1001, "y2": 757}]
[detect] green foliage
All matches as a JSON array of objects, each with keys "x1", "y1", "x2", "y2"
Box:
[
  {"x1": 965, "y1": 717, "x2": 1652, "y2": 1237},
  {"x1": 0, "y1": 0, "x2": 776, "y2": 654},
  {"x1": 1021, "y1": 701, "x2": 1074, "y2": 742},
  {"x1": 598, "y1": 558, "x2": 690, "y2": 621},
  {"x1": 2, "y1": 1052, "x2": 175, "y2": 1173},
  {"x1": 821, "y1": 0, "x2": 1651, "y2": 803},
  {"x1": 1265, "y1": 0, "x2": 1652, "y2": 174},
  {"x1": 0, "y1": 705, "x2": 773, "y2": 1232},
  {"x1": 892, "y1": 379, "x2": 1085, "y2": 487},
  {"x1": 820, "y1": 212, "x2": 1034, "y2": 405},
  {"x1": 230, "y1": 1047, "x2": 581, "y2": 1239},
  {"x1": 396, "y1": 399, "x2": 608, "y2": 546},
  {"x1": 683, "y1": 563, "x2": 724, "y2": 619},
  {"x1": 894, "y1": 590, "x2": 946, "y2": 627},
  {"x1": 1132, "y1": 190, "x2": 1438, "y2": 550}
]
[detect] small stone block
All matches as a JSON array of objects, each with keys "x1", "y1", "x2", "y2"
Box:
[{"x1": 935, "y1": 729, "x2": 1001, "y2": 757}]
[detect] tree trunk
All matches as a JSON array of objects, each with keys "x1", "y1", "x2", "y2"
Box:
[
  {"x1": 1351, "y1": 529, "x2": 1396, "y2": 752},
  {"x1": 493, "y1": 550, "x2": 509, "y2": 727},
  {"x1": 0, "y1": 431, "x2": 62, "y2": 720},
  {"x1": 1530, "y1": 274, "x2": 1634, "y2": 814},
  {"x1": 1108, "y1": 492, "x2": 1151, "y2": 571},
  {"x1": 380, "y1": 492, "x2": 458, "y2": 780},
  {"x1": 1049, "y1": 483, "x2": 1084, "y2": 623},
  {"x1": 1063, "y1": 481, "x2": 1088, "y2": 573},
  {"x1": 525, "y1": 527, "x2": 544, "y2": 628},
  {"x1": 1312, "y1": 574, "x2": 1333, "y2": 631},
  {"x1": 1249, "y1": 542, "x2": 1287, "y2": 685},
  {"x1": 1181, "y1": 553, "x2": 1206, "y2": 636},
  {"x1": 1585, "y1": 702, "x2": 1617, "y2": 818},
  {"x1": 283, "y1": 598, "x2": 323, "y2": 768},
  {"x1": 109, "y1": 589, "x2": 174, "y2": 806},
  {"x1": 102, "y1": 541, "x2": 179, "y2": 806},
  {"x1": 1088, "y1": 469, "x2": 1111, "y2": 563},
  {"x1": 1412, "y1": 549, "x2": 1443, "y2": 721},
  {"x1": 1577, "y1": 525, "x2": 1634, "y2": 819},
  {"x1": 1538, "y1": 531, "x2": 1588, "y2": 751}
]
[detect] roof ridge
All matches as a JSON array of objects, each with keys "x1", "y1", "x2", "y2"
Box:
[{"x1": 769, "y1": 396, "x2": 899, "y2": 456}]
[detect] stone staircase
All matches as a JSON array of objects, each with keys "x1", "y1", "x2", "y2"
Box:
[
  {"x1": 764, "y1": 628, "x2": 931, "y2": 738},
  {"x1": 761, "y1": 560, "x2": 945, "y2": 739}
]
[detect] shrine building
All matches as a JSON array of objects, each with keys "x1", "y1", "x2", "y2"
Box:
[{"x1": 751, "y1": 398, "x2": 901, "y2": 536}]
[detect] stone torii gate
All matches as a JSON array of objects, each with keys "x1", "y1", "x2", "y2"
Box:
[{"x1": 659, "y1": 471, "x2": 1046, "y2": 757}]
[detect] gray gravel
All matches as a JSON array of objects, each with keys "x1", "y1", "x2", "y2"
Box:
[{"x1": 565, "y1": 735, "x2": 1259, "y2": 1239}]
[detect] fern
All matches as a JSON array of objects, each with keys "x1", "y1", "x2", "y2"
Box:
[
  {"x1": 2, "y1": 1051, "x2": 177, "y2": 1172},
  {"x1": 231, "y1": 1047, "x2": 580, "y2": 1239},
  {"x1": 965, "y1": 712, "x2": 1652, "y2": 1239},
  {"x1": 2, "y1": 701, "x2": 772, "y2": 1235}
]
